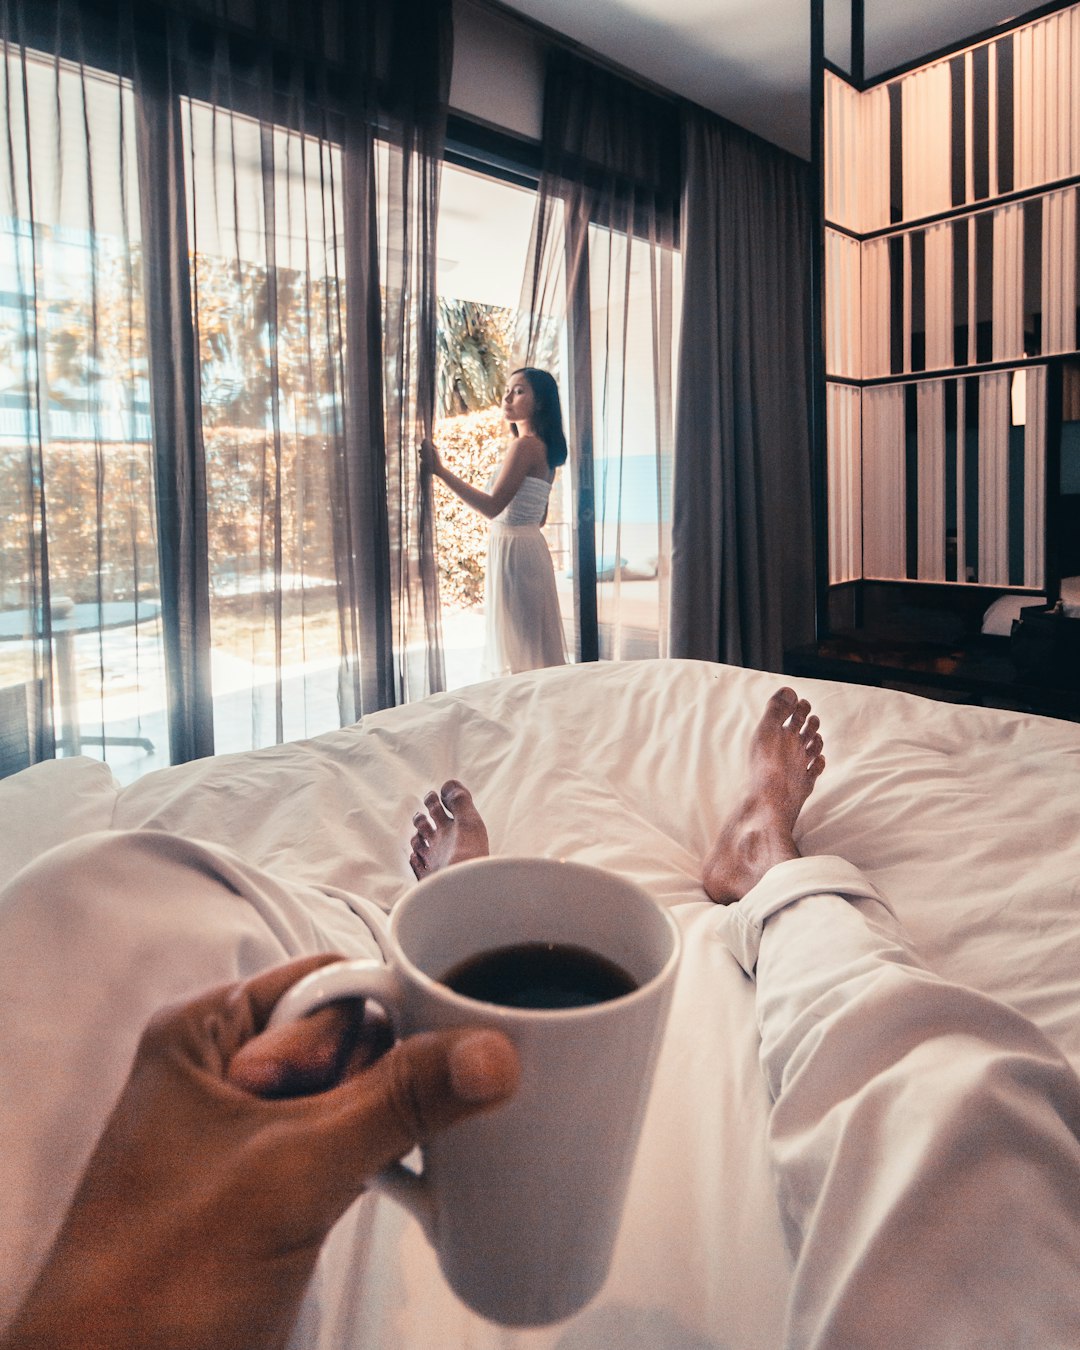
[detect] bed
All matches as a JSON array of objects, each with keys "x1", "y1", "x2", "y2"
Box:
[{"x1": 2, "y1": 657, "x2": 1080, "y2": 1348}]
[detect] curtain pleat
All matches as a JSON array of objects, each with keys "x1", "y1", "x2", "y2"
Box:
[
  {"x1": 861, "y1": 238, "x2": 889, "y2": 377},
  {"x1": 133, "y1": 11, "x2": 213, "y2": 762},
  {"x1": 902, "y1": 63, "x2": 952, "y2": 222},
  {"x1": 1024, "y1": 365, "x2": 1046, "y2": 588},
  {"x1": 670, "y1": 111, "x2": 814, "y2": 672},
  {"x1": 0, "y1": 6, "x2": 57, "y2": 765},
  {"x1": 916, "y1": 380, "x2": 946, "y2": 580},
  {"x1": 955, "y1": 378, "x2": 967, "y2": 582},
  {"x1": 992, "y1": 204, "x2": 1024, "y2": 362},
  {"x1": 824, "y1": 72, "x2": 890, "y2": 233},
  {"x1": 1, "y1": 3, "x2": 161, "y2": 772},
  {"x1": 825, "y1": 228, "x2": 860, "y2": 379},
  {"x1": 924, "y1": 223, "x2": 952, "y2": 371},
  {"x1": 978, "y1": 371, "x2": 1011, "y2": 586},
  {"x1": 826, "y1": 383, "x2": 862, "y2": 585},
  {"x1": 861, "y1": 386, "x2": 906, "y2": 580},
  {"x1": 378, "y1": 0, "x2": 451, "y2": 700},
  {"x1": 1042, "y1": 188, "x2": 1076, "y2": 354}
]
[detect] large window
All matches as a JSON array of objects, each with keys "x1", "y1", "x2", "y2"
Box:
[
  {"x1": 1, "y1": 23, "x2": 682, "y2": 782},
  {"x1": 2, "y1": 0, "x2": 464, "y2": 782},
  {"x1": 0, "y1": 63, "x2": 367, "y2": 778},
  {"x1": 0, "y1": 44, "x2": 386, "y2": 778}
]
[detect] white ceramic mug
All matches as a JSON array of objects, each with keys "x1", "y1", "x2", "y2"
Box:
[{"x1": 268, "y1": 855, "x2": 681, "y2": 1327}]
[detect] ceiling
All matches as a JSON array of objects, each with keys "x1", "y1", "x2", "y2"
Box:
[{"x1": 496, "y1": 0, "x2": 1029, "y2": 158}]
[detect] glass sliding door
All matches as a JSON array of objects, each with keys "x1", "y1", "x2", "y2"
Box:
[
  {"x1": 431, "y1": 162, "x2": 571, "y2": 688},
  {"x1": 588, "y1": 221, "x2": 681, "y2": 659},
  {"x1": 430, "y1": 155, "x2": 682, "y2": 681}
]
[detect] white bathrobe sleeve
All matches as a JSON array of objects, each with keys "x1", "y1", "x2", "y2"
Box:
[
  {"x1": 0, "y1": 829, "x2": 389, "y2": 1335},
  {"x1": 715, "y1": 856, "x2": 1080, "y2": 1350}
]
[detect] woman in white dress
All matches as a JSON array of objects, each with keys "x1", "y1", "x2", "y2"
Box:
[{"x1": 420, "y1": 368, "x2": 569, "y2": 676}]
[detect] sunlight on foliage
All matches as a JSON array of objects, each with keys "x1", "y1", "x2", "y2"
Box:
[
  {"x1": 430, "y1": 406, "x2": 506, "y2": 610},
  {"x1": 436, "y1": 300, "x2": 513, "y2": 417}
]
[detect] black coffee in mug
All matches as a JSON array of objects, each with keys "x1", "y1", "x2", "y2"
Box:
[{"x1": 441, "y1": 942, "x2": 638, "y2": 1010}]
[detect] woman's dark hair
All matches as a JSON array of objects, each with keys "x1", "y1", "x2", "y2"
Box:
[{"x1": 510, "y1": 367, "x2": 569, "y2": 470}]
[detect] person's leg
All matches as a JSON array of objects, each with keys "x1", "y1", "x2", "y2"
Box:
[
  {"x1": 701, "y1": 687, "x2": 823, "y2": 904},
  {"x1": 408, "y1": 780, "x2": 490, "y2": 879},
  {"x1": 708, "y1": 689, "x2": 1080, "y2": 1349},
  {"x1": 0, "y1": 829, "x2": 382, "y2": 1332}
]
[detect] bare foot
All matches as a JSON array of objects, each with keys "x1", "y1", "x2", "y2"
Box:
[
  {"x1": 702, "y1": 687, "x2": 826, "y2": 905},
  {"x1": 409, "y1": 779, "x2": 490, "y2": 880}
]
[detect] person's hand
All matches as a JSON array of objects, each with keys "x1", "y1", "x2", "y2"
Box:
[
  {"x1": 419, "y1": 436, "x2": 442, "y2": 477},
  {"x1": 1, "y1": 954, "x2": 519, "y2": 1350}
]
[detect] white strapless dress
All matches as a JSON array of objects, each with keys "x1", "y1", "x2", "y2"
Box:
[{"x1": 485, "y1": 474, "x2": 568, "y2": 677}]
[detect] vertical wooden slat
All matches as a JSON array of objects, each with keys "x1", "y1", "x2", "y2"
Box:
[
  {"x1": 955, "y1": 377, "x2": 967, "y2": 582},
  {"x1": 917, "y1": 381, "x2": 946, "y2": 579},
  {"x1": 925, "y1": 223, "x2": 952, "y2": 370},
  {"x1": 988, "y1": 41, "x2": 999, "y2": 200},
  {"x1": 978, "y1": 372, "x2": 1011, "y2": 586},
  {"x1": 1025, "y1": 364, "x2": 1047, "y2": 587}
]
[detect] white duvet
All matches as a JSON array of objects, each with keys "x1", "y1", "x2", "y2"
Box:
[{"x1": 2, "y1": 658, "x2": 1079, "y2": 1348}]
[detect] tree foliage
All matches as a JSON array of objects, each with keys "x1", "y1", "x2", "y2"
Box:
[
  {"x1": 436, "y1": 299, "x2": 513, "y2": 417},
  {"x1": 2, "y1": 229, "x2": 550, "y2": 626},
  {"x1": 429, "y1": 406, "x2": 505, "y2": 610}
]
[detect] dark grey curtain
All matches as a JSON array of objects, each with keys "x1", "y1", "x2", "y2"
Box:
[
  {"x1": 670, "y1": 110, "x2": 815, "y2": 672},
  {"x1": 520, "y1": 50, "x2": 680, "y2": 662},
  {"x1": 133, "y1": 13, "x2": 213, "y2": 762},
  {"x1": 0, "y1": 0, "x2": 450, "y2": 774},
  {"x1": 379, "y1": 4, "x2": 451, "y2": 703}
]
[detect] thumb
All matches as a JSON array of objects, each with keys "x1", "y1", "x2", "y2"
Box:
[{"x1": 324, "y1": 1028, "x2": 520, "y2": 1182}]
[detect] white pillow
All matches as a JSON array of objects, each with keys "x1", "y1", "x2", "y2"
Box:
[{"x1": 981, "y1": 578, "x2": 1080, "y2": 636}]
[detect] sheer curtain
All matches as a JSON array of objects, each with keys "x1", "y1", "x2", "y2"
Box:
[
  {"x1": 1, "y1": 4, "x2": 157, "y2": 771},
  {"x1": 0, "y1": 0, "x2": 449, "y2": 776},
  {"x1": 519, "y1": 49, "x2": 680, "y2": 662},
  {"x1": 670, "y1": 111, "x2": 815, "y2": 672}
]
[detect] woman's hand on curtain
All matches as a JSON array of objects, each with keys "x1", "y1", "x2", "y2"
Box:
[
  {"x1": 424, "y1": 437, "x2": 537, "y2": 521},
  {"x1": 419, "y1": 437, "x2": 443, "y2": 477}
]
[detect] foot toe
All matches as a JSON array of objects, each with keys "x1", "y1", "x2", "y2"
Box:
[
  {"x1": 424, "y1": 790, "x2": 451, "y2": 828},
  {"x1": 440, "y1": 778, "x2": 471, "y2": 811},
  {"x1": 787, "y1": 698, "x2": 812, "y2": 732},
  {"x1": 768, "y1": 687, "x2": 798, "y2": 720}
]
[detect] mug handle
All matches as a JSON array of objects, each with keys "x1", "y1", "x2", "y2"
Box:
[{"x1": 266, "y1": 957, "x2": 436, "y2": 1237}]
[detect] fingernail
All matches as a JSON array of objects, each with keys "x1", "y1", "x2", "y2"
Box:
[{"x1": 448, "y1": 1031, "x2": 518, "y2": 1103}]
